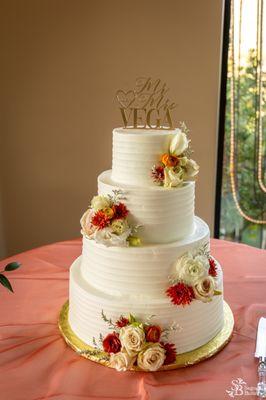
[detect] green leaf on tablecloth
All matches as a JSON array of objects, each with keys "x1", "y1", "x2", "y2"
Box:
[
  {"x1": 4, "y1": 262, "x2": 21, "y2": 271},
  {"x1": 0, "y1": 274, "x2": 14, "y2": 292}
]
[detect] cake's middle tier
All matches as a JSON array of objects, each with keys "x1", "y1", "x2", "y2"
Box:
[
  {"x1": 80, "y1": 216, "x2": 209, "y2": 298},
  {"x1": 98, "y1": 170, "x2": 195, "y2": 244}
]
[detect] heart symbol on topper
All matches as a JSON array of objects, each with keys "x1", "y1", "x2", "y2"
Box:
[
  {"x1": 134, "y1": 93, "x2": 152, "y2": 109},
  {"x1": 116, "y1": 90, "x2": 136, "y2": 109}
]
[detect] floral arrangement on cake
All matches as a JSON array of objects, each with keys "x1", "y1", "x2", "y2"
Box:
[
  {"x1": 87, "y1": 312, "x2": 179, "y2": 372},
  {"x1": 166, "y1": 244, "x2": 222, "y2": 306},
  {"x1": 151, "y1": 123, "x2": 199, "y2": 188},
  {"x1": 80, "y1": 190, "x2": 141, "y2": 247}
]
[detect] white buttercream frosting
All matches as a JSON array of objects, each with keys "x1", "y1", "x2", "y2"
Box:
[
  {"x1": 80, "y1": 217, "x2": 209, "y2": 297},
  {"x1": 111, "y1": 128, "x2": 178, "y2": 186},
  {"x1": 69, "y1": 256, "x2": 224, "y2": 354},
  {"x1": 98, "y1": 170, "x2": 195, "y2": 243},
  {"x1": 68, "y1": 126, "x2": 225, "y2": 358}
]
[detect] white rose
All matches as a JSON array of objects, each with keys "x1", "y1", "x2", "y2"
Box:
[
  {"x1": 193, "y1": 276, "x2": 215, "y2": 302},
  {"x1": 91, "y1": 195, "x2": 111, "y2": 211},
  {"x1": 178, "y1": 156, "x2": 188, "y2": 167},
  {"x1": 137, "y1": 343, "x2": 166, "y2": 371},
  {"x1": 111, "y1": 219, "x2": 129, "y2": 235},
  {"x1": 164, "y1": 167, "x2": 184, "y2": 188},
  {"x1": 175, "y1": 254, "x2": 209, "y2": 285},
  {"x1": 93, "y1": 226, "x2": 131, "y2": 247},
  {"x1": 169, "y1": 130, "x2": 189, "y2": 156},
  {"x1": 109, "y1": 351, "x2": 136, "y2": 372},
  {"x1": 80, "y1": 209, "x2": 96, "y2": 237},
  {"x1": 193, "y1": 255, "x2": 210, "y2": 270},
  {"x1": 119, "y1": 325, "x2": 146, "y2": 356},
  {"x1": 184, "y1": 158, "x2": 199, "y2": 179}
]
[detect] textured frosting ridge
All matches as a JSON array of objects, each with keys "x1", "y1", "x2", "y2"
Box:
[
  {"x1": 68, "y1": 127, "x2": 225, "y2": 360},
  {"x1": 98, "y1": 170, "x2": 195, "y2": 243},
  {"x1": 80, "y1": 217, "x2": 209, "y2": 297},
  {"x1": 111, "y1": 128, "x2": 178, "y2": 186},
  {"x1": 69, "y1": 257, "x2": 224, "y2": 354}
]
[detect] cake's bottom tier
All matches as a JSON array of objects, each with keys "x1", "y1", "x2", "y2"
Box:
[{"x1": 69, "y1": 257, "x2": 224, "y2": 354}]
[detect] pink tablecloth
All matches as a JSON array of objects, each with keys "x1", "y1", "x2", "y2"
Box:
[{"x1": 0, "y1": 238, "x2": 265, "y2": 400}]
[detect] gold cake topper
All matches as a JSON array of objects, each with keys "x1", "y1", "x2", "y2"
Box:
[{"x1": 116, "y1": 77, "x2": 176, "y2": 130}]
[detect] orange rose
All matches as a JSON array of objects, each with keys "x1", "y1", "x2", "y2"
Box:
[
  {"x1": 160, "y1": 153, "x2": 179, "y2": 167},
  {"x1": 103, "y1": 207, "x2": 115, "y2": 219}
]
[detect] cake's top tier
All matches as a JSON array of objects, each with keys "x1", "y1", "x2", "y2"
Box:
[{"x1": 111, "y1": 128, "x2": 178, "y2": 186}]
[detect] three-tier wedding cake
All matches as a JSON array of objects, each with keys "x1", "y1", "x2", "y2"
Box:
[{"x1": 67, "y1": 78, "x2": 225, "y2": 372}]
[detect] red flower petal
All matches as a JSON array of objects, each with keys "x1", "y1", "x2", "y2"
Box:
[
  {"x1": 113, "y1": 203, "x2": 129, "y2": 219},
  {"x1": 116, "y1": 317, "x2": 129, "y2": 328},
  {"x1": 91, "y1": 211, "x2": 110, "y2": 229},
  {"x1": 161, "y1": 342, "x2": 177, "y2": 364},
  {"x1": 208, "y1": 258, "x2": 217, "y2": 277},
  {"x1": 151, "y1": 165, "x2": 165, "y2": 183},
  {"x1": 166, "y1": 282, "x2": 195, "y2": 306},
  {"x1": 102, "y1": 332, "x2": 121, "y2": 354},
  {"x1": 145, "y1": 325, "x2": 161, "y2": 343}
]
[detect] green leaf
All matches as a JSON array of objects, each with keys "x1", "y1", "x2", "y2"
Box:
[
  {"x1": 131, "y1": 321, "x2": 142, "y2": 328},
  {"x1": 5, "y1": 262, "x2": 21, "y2": 271},
  {"x1": 0, "y1": 274, "x2": 13, "y2": 292},
  {"x1": 128, "y1": 313, "x2": 136, "y2": 324}
]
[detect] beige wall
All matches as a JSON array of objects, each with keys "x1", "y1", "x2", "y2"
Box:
[{"x1": 0, "y1": 0, "x2": 224, "y2": 258}]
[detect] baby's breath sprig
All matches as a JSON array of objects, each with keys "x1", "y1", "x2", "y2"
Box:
[
  {"x1": 180, "y1": 121, "x2": 194, "y2": 158},
  {"x1": 109, "y1": 189, "x2": 127, "y2": 204},
  {"x1": 145, "y1": 314, "x2": 156, "y2": 325},
  {"x1": 161, "y1": 321, "x2": 182, "y2": 340},
  {"x1": 196, "y1": 242, "x2": 210, "y2": 258},
  {"x1": 180, "y1": 121, "x2": 190, "y2": 135}
]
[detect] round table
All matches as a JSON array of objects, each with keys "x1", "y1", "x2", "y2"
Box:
[{"x1": 0, "y1": 238, "x2": 265, "y2": 400}]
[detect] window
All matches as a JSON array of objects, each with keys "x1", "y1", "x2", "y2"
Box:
[{"x1": 216, "y1": 0, "x2": 266, "y2": 249}]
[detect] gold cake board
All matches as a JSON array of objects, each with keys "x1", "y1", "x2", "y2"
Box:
[{"x1": 59, "y1": 300, "x2": 234, "y2": 371}]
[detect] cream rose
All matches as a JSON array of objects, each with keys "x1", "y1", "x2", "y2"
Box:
[
  {"x1": 178, "y1": 156, "x2": 188, "y2": 167},
  {"x1": 164, "y1": 167, "x2": 184, "y2": 188},
  {"x1": 111, "y1": 219, "x2": 129, "y2": 235},
  {"x1": 175, "y1": 254, "x2": 209, "y2": 285},
  {"x1": 119, "y1": 325, "x2": 145, "y2": 356},
  {"x1": 193, "y1": 276, "x2": 215, "y2": 302},
  {"x1": 109, "y1": 351, "x2": 136, "y2": 372},
  {"x1": 93, "y1": 226, "x2": 131, "y2": 247},
  {"x1": 184, "y1": 158, "x2": 199, "y2": 179},
  {"x1": 80, "y1": 209, "x2": 96, "y2": 237},
  {"x1": 169, "y1": 130, "x2": 189, "y2": 156},
  {"x1": 137, "y1": 343, "x2": 166, "y2": 371},
  {"x1": 91, "y1": 195, "x2": 111, "y2": 211}
]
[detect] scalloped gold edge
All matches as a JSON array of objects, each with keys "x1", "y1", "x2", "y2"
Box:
[{"x1": 58, "y1": 300, "x2": 234, "y2": 371}]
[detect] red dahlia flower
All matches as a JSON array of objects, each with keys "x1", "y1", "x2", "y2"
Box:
[
  {"x1": 145, "y1": 325, "x2": 161, "y2": 343},
  {"x1": 113, "y1": 202, "x2": 129, "y2": 219},
  {"x1": 208, "y1": 258, "x2": 217, "y2": 277},
  {"x1": 151, "y1": 165, "x2": 165, "y2": 183},
  {"x1": 166, "y1": 282, "x2": 195, "y2": 306},
  {"x1": 116, "y1": 317, "x2": 129, "y2": 328},
  {"x1": 91, "y1": 210, "x2": 110, "y2": 229},
  {"x1": 161, "y1": 342, "x2": 177, "y2": 364},
  {"x1": 102, "y1": 332, "x2": 121, "y2": 354}
]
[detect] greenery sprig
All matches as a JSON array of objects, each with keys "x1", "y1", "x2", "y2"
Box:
[
  {"x1": 101, "y1": 310, "x2": 117, "y2": 330},
  {"x1": 78, "y1": 348, "x2": 110, "y2": 361},
  {"x1": 0, "y1": 262, "x2": 21, "y2": 293}
]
